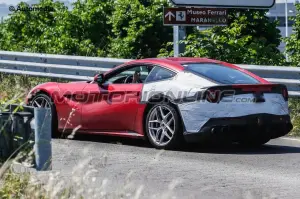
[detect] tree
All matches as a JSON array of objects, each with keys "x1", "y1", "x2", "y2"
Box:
[
  {"x1": 0, "y1": 21, "x2": 9, "y2": 50},
  {"x1": 160, "y1": 9, "x2": 286, "y2": 65},
  {"x1": 285, "y1": 3, "x2": 300, "y2": 66},
  {"x1": 1, "y1": 0, "x2": 70, "y2": 53},
  {"x1": 0, "y1": 0, "x2": 286, "y2": 64},
  {"x1": 0, "y1": 0, "x2": 113, "y2": 56},
  {"x1": 69, "y1": 0, "x2": 114, "y2": 56},
  {"x1": 108, "y1": 0, "x2": 173, "y2": 59}
]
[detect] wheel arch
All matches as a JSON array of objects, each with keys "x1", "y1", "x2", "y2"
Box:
[
  {"x1": 28, "y1": 89, "x2": 60, "y2": 136},
  {"x1": 142, "y1": 94, "x2": 185, "y2": 135},
  {"x1": 27, "y1": 89, "x2": 52, "y2": 104},
  {"x1": 26, "y1": 82, "x2": 61, "y2": 105}
]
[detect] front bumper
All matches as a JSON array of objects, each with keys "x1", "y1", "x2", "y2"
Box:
[{"x1": 184, "y1": 114, "x2": 293, "y2": 143}]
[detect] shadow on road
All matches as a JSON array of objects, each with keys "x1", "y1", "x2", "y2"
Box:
[
  {"x1": 69, "y1": 134, "x2": 300, "y2": 155},
  {"x1": 181, "y1": 144, "x2": 300, "y2": 155},
  {"x1": 72, "y1": 134, "x2": 152, "y2": 148}
]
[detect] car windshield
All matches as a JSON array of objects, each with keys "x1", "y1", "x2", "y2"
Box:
[{"x1": 182, "y1": 63, "x2": 260, "y2": 84}]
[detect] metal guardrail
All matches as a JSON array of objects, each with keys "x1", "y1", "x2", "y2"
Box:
[
  {"x1": 0, "y1": 51, "x2": 299, "y2": 97},
  {"x1": 0, "y1": 105, "x2": 52, "y2": 171}
]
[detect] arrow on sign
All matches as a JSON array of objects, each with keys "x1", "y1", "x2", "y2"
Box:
[{"x1": 165, "y1": 11, "x2": 175, "y2": 21}]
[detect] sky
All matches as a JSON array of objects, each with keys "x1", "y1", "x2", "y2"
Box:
[{"x1": 0, "y1": 0, "x2": 75, "y2": 18}]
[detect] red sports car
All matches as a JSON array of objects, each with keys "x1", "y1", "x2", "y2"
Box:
[{"x1": 26, "y1": 58, "x2": 293, "y2": 149}]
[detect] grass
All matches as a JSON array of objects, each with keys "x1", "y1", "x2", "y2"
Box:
[
  {"x1": 0, "y1": 74, "x2": 51, "y2": 198},
  {"x1": 0, "y1": 74, "x2": 52, "y2": 106},
  {"x1": 0, "y1": 170, "x2": 81, "y2": 199},
  {"x1": 0, "y1": 171, "x2": 47, "y2": 199},
  {"x1": 288, "y1": 98, "x2": 300, "y2": 136}
]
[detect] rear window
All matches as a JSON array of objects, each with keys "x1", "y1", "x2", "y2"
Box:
[{"x1": 183, "y1": 63, "x2": 260, "y2": 84}]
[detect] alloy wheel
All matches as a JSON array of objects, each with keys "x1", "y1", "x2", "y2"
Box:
[
  {"x1": 31, "y1": 96, "x2": 51, "y2": 109},
  {"x1": 148, "y1": 105, "x2": 176, "y2": 146}
]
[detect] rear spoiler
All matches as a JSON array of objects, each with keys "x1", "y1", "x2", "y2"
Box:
[{"x1": 202, "y1": 84, "x2": 288, "y2": 103}]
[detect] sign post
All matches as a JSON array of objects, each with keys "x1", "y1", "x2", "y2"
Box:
[{"x1": 173, "y1": 26, "x2": 186, "y2": 57}]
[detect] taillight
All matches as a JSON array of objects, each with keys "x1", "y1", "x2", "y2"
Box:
[
  {"x1": 282, "y1": 87, "x2": 288, "y2": 101},
  {"x1": 206, "y1": 89, "x2": 221, "y2": 103}
]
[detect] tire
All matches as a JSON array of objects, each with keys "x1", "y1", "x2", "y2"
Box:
[
  {"x1": 145, "y1": 102, "x2": 183, "y2": 149},
  {"x1": 238, "y1": 137, "x2": 270, "y2": 148},
  {"x1": 29, "y1": 93, "x2": 59, "y2": 138}
]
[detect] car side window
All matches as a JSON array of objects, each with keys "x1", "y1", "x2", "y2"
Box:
[
  {"x1": 145, "y1": 66, "x2": 176, "y2": 83},
  {"x1": 104, "y1": 65, "x2": 153, "y2": 84}
]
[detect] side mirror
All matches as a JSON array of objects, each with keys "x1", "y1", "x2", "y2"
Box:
[{"x1": 94, "y1": 73, "x2": 104, "y2": 85}]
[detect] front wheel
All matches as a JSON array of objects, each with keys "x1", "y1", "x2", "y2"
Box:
[
  {"x1": 29, "y1": 93, "x2": 59, "y2": 138},
  {"x1": 145, "y1": 103, "x2": 183, "y2": 149}
]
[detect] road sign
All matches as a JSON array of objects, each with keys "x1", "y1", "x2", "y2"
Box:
[
  {"x1": 170, "y1": 0, "x2": 275, "y2": 8},
  {"x1": 164, "y1": 8, "x2": 228, "y2": 26}
]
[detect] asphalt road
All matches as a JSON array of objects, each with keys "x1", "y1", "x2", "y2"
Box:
[{"x1": 18, "y1": 136, "x2": 300, "y2": 199}]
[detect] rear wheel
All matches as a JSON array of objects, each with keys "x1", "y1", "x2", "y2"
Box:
[
  {"x1": 145, "y1": 103, "x2": 183, "y2": 149},
  {"x1": 29, "y1": 93, "x2": 59, "y2": 138}
]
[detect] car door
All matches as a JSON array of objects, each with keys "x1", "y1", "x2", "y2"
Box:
[{"x1": 80, "y1": 65, "x2": 152, "y2": 132}]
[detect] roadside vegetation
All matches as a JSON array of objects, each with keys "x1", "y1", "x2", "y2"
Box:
[
  {"x1": 0, "y1": 74, "x2": 49, "y2": 106},
  {"x1": 289, "y1": 99, "x2": 300, "y2": 136},
  {"x1": 0, "y1": 171, "x2": 46, "y2": 199},
  {"x1": 0, "y1": 170, "x2": 81, "y2": 199},
  {"x1": 0, "y1": 0, "x2": 289, "y2": 64}
]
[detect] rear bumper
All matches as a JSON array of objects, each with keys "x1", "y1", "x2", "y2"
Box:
[{"x1": 184, "y1": 114, "x2": 293, "y2": 143}]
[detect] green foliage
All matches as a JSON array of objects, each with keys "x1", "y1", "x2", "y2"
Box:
[
  {"x1": 67, "y1": 0, "x2": 114, "y2": 56},
  {"x1": 108, "y1": 0, "x2": 173, "y2": 59},
  {"x1": 0, "y1": 0, "x2": 289, "y2": 63},
  {"x1": 0, "y1": 171, "x2": 79, "y2": 199},
  {"x1": 160, "y1": 9, "x2": 286, "y2": 65},
  {"x1": 0, "y1": 0, "x2": 113, "y2": 56},
  {"x1": 1, "y1": 0, "x2": 69, "y2": 53},
  {"x1": 0, "y1": 172, "x2": 36, "y2": 199},
  {"x1": 0, "y1": 0, "x2": 173, "y2": 58},
  {"x1": 289, "y1": 99, "x2": 300, "y2": 136},
  {"x1": 284, "y1": 3, "x2": 300, "y2": 66}
]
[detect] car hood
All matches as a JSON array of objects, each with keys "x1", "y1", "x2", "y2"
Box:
[{"x1": 56, "y1": 81, "x2": 89, "y2": 93}]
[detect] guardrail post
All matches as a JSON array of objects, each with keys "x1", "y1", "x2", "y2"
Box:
[
  {"x1": 34, "y1": 108, "x2": 52, "y2": 171},
  {"x1": 12, "y1": 112, "x2": 34, "y2": 150},
  {"x1": 0, "y1": 113, "x2": 13, "y2": 158}
]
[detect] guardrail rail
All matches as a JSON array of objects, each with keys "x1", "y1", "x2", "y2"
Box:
[{"x1": 0, "y1": 51, "x2": 299, "y2": 97}]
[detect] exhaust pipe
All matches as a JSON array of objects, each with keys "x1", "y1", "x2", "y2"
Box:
[
  {"x1": 211, "y1": 126, "x2": 230, "y2": 134},
  {"x1": 211, "y1": 127, "x2": 216, "y2": 134}
]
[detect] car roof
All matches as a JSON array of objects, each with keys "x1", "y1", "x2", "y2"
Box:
[
  {"x1": 125, "y1": 57, "x2": 223, "y2": 72},
  {"x1": 107, "y1": 57, "x2": 269, "y2": 84}
]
